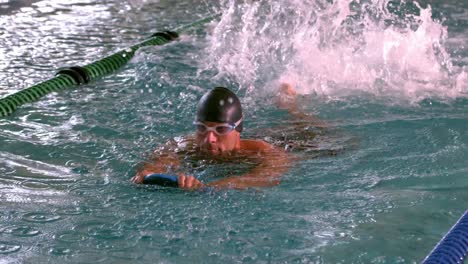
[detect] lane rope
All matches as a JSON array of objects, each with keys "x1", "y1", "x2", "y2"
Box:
[
  {"x1": 423, "y1": 210, "x2": 468, "y2": 264},
  {"x1": 0, "y1": 13, "x2": 221, "y2": 117}
]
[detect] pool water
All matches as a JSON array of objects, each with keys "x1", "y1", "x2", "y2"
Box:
[{"x1": 0, "y1": 0, "x2": 467, "y2": 263}]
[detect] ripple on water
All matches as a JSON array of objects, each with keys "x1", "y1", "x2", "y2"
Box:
[
  {"x1": 90, "y1": 227, "x2": 124, "y2": 240},
  {"x1": 0, "y1": 242, "x2": 21, "y2": 254},
  {"x1": 22, "y1": 212, "x2": 62, "y2": 223},
  {"x1": 2, "y1": 225, "x2": 41, "y2": 237},
  {"x1": 48, "y1": 246, "x2": 71, "y2": 256},
  {"x1": 56, "y1": 231, "x2": 87, "y2": 243},
  {"x1": 20, "y1": 180, "x2": 50, "y2": 190},
  {"x1": 72, "y1": 221, "x2": 124, "y2": 241},
  {"x1": 109, "y1": 247, "x2": 141, "y2": 260},
  {"x1": 56, "y1": 207, "x2": 87, "y2": 216}
]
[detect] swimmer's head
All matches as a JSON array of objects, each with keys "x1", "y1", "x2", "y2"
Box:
[{"x1": 196, "y1": 87, "x2": 243, "y2": 132}]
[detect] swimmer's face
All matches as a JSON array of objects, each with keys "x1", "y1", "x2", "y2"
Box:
[{"x1": 194, "y1": 121, "x2": 241, "y2": 155}]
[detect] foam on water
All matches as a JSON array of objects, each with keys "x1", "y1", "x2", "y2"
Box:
[{"x1": 204, "y1": 0, "x2": 468, "y2": 102}]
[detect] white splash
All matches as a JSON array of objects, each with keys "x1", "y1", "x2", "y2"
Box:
[{"x1": 204, "y1": 0, "x2": 467, "y2": 102}]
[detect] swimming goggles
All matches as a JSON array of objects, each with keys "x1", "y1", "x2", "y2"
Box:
[{"x1": 194, "y1": 117, "x2": 243, "y2": 136}]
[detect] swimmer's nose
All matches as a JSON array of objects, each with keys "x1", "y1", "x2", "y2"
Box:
[{"x1": 205, "y1": 131, "x2": 217, "y2": 144}]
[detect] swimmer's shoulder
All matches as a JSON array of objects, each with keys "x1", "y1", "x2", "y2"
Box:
[{"x1": 240, "y1": 139, "x2": 275, "y2": 151}]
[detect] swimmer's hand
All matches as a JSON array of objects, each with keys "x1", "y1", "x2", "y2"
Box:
[
  {"x1": 276, "y1": 82, "x2": 297, "y2": 110},
  {"x1": 131, "y1": 174, "x2": 145, "y2": 184},
  {"x1": 178, "y1": 175, "x2": 204, "y2": 190},
  {"x1": 132, "y1": 172, "x2": 204, "y2": 190}
]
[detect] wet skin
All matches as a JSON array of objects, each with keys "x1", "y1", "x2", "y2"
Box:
[
  {"x1": 132, "y1": 126, "x2": 291, "y2": 190},
  {"x1": 132, "y1": 83, "x2": 324, "y2": 190}
]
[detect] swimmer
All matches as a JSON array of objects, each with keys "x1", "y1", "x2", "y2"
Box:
[{"x1": 132, "y1": 85, "x2": 314, "y2": 190}]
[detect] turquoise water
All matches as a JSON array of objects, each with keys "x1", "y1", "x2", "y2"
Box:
[{"x1": 0, "y1": 0, "x2": 467, "y2": 263}]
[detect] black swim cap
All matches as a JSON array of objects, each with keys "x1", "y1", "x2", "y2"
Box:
[{"x1": 196, "y1": 87, "x2": 243, "y2": 132}]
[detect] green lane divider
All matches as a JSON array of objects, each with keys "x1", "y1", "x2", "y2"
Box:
[{"x1": 0, "y1": 13, "x2": 221, "y2": 117}]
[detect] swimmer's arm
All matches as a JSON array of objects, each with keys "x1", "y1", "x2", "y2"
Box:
[
  {"x1": 206, "y1": 142, "x2": 291, "y2": 189},
  {"x1": 131, "y1": 153, "x2": 182, "y2": 184},
  {"x1": 277, "y1": 83, "x2": 327, "y2": 128},
  {"x1": 132, "y1": 155, "x2": 202, "y2": 189}
]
